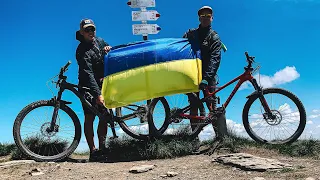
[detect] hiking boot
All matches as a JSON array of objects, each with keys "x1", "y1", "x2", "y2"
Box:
[{"x1": 89, "y1": 149, "x2": 108, "y2": 162}]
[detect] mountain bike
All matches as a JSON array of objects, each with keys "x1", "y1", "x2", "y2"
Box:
[
  {"x1": 13, "y1": 61, "x2": 167, "y2": 162},
  {"x1": 148, "y1": 52, "x2": 307, "y2": 144}
]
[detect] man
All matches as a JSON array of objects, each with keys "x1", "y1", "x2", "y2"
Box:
[
  {"x1": 183, "y1": 6, "x2": 225, "y2": 131},
  {"x1": 75, "y1": 18, "x2": 112, "y2": 162}
]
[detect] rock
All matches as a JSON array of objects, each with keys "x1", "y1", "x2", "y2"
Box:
[
  {"x1": 49, "y1": 164, "x2": 61, "y2": 172},
  {"x1": 252, "y1": 178, "x2": 265, "y2": 180},
  {"x1": 29, "y1": 168, "x2": 44, "y2": 176},
  {"x1": 129, "y1": 165, "x2": 155, "y2": 173},
  {"x1": 167, "y1": 171, "x2": 178, "y2": 177},
  {"x1": 0, "y1": 160, "x2": 36, "y2": 168},
  {"x1": 305, "y1": 178, "x2": 316, "y2": 180},
  {"x1": 212, "y1": 153, "x2": 293, "y2": 172},
  {"x1": 0, "y1": 156, "x2": 11, "y2": 163}
]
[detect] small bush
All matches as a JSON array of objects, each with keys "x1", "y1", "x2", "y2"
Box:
[
  {"x1": 104, "y1": 134, "x2": 199, "y2": 162},
  {"x1": 0, "y1": 143, "x2": 16, "y2": 156}
]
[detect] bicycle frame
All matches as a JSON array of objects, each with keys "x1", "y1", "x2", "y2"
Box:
[
  {"x1": 48, "y1": 78, "x2": 148, "y2": 138},
  {"x1": 179, "y1": 68, "x2": 272, "y2": 121}
]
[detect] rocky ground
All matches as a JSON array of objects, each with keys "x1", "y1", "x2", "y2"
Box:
[{"x1": 0, "y1": 147, "x2": 319, "y2": 180}]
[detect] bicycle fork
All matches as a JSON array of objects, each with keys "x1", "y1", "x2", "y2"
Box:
[
  {"x1": 47, "y1": 90, "x2": 63, "y2": 133},
  {"x1": 250, "y1": 79, "x2": 274, "y2": 118}
]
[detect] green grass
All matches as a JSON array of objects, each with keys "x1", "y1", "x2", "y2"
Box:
[
  {"x1": 10, "y1": 136, "x2": 69, "y2": 160},
  {"x1": 103, "y1": 135, "x2": 199, "y2": 162},
  {"x1": 1, "y1": 129, "x2": 320, "y2": 161},
  {"x1": 0, "y1": 143, "x2": 16, "y2": 156}
]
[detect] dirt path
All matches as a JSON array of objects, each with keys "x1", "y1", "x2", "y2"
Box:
[{"x1": 0, "y1": 148, "x2": 319, "y2": 180}]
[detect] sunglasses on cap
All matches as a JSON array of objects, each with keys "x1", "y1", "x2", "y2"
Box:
[
  {"x1": 199, "y1": 14, "x2": 212, "y2": 18},
  {"x1": 84, "y1": 27, "x2": 96, "y2": 32}
]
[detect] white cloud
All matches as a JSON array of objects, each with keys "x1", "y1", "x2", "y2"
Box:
[
  {"x1": 309, "y1": 110, "x2": 320, "y2": 119},
  {"x1": 317, "y1": 125, "x2": 320, "y2": 128},
  {"x1": 239, "y1": 82, "x2": 250, "y2": 90},
  {"x1": 309, "y1": 114, "x2": 320, "y2": 119},
  {"x1": 226, "y1": 119, "x2": 246, "y2": 135},
  {"x1": 240, "y1": 66, "x2": 300, "y2": 90},
  {"x1": 198, "y1": 119, "x2": 249, "y2": 141},
  {"x1": 272, "y1": 66, "x2": 300, "y2": 85},
  {"x1": 199, "y1": 125, "x2": 215, "y2": 141},
  {"x1": 307, "y1": 120, "x2": 313, "y2": 125}
]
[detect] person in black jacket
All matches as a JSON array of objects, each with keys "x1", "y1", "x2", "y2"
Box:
[
  {"x1": 183, "y1": 6, "x2": 223, "y2": 130},
  {"x1": 75, "y1": 18, "x2": 112, "y2": 162}
]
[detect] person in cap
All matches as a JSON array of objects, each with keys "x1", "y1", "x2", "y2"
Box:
[
  {"x1": 75, "y1": 18, "x2": 112, "y2": 162},
  {"x1": 183, "y1": 6, "x2": 225, "y2": 132}
]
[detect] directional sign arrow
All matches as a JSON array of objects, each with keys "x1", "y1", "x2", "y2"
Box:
[
  {"x1": 127, "y1": 0, "x2": 155, "y2": 8},
  {"x1": 132, "y1": 10, "x2": 160, "y2": 21},
  {"x1": 132, "y1": 24, "x2": 161, "y2": 35}
]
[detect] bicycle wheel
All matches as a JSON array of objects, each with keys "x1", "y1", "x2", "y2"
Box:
[
  {"x1": 13, "y1": 100, "x2": 81, "y2": 162},
  {"x1": 148, "y1": 93, "x2": 206, "y2": 140},
  {"x1": 116, "y1": 97, "x2": 169, "y2": 140},
  {"x1": 242, "y1": 88, "x2": 306, "y2": 144}
]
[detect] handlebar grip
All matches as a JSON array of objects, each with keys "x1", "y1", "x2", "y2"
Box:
[
  {"x1": 245, "y1": 51, "x2": 249, "y2": 60},
  {"x1": 63, "y1": 61, "x2": 71, "y2": 71}
]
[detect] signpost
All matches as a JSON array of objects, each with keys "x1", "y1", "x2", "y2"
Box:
[
  {"x1": 127, "y1": 0, "x2": 161, "y2": 40},
  {"x1": 127, "y1": 0, "x2": 155, "y2": 8},
  {"x1": 132, "y1": 10, "x2": 160, "y2": 21},
  {"x1": 132, "y1": 24, "x2": 161, "y2": 35}
]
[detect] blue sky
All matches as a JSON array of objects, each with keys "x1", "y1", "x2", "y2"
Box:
[{"x1": 1, "y1": 0, "x2": 320, "y2": 151}]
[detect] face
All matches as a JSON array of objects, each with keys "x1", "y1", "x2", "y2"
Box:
[
  {"x1": 80, "y1": 26, "x2": 96, "y2": 42},
  {"x1": 199, "y1": 9, "x2": 213, "y2": 27}
]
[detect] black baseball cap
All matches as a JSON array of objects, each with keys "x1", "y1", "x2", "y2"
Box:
[
  {"x1": 198, "y1": 6, "x2": 213, "y2": 16},
  {"x1": 79, "y1": 18, "x2": 96, "y2": 30}
]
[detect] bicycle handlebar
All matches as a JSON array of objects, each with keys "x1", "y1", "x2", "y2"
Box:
[
  {"x1": 244, "y1": 51, "x2": 255, "y2": 69},
  {"x1": 59, "y1": 61, "x2": 71, "y2": 77},
  {"x1": 62, "y1": 61, "x2": 71, "y2": 73},
  {"x1": 245, "y1": 52, "x2": 255, "y2": 63}
]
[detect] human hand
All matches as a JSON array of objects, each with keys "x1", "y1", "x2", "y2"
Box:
[
  {"x1": 104, "y1": 46, "x2": 112, "y2": 53},
  {"x1": 96, "y1": 95, "x2": 105, "y2": 106},
  {"x1": 199, "y1": 79, "x2": 208, "y2": 90}
]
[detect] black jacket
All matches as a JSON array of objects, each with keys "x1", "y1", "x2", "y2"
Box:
[
  {"x1": 183, "y1": 25, "x2": 222, "y2": 83},
  {"x1": 75, "y1": 31, "x2": 109, "y2": 97}
]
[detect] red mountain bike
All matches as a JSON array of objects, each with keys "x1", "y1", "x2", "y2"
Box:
[{"x1": 147, "y1": 52, "x2": 306, "y2": 144}]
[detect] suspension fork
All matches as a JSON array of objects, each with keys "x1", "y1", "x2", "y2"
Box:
[
  {"x1": 48, "y1": 88, "x2": 63, "y2": 133},
  {"x1": 250, "y1": 79, "x2": 273, "y2": 116}
]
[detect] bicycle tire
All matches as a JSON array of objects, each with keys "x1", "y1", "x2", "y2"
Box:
[
  {"x1": 148, "y1": 93, "x2": 206, "y2": 140},
  {"x1": 242, "y1": 88, "x2": 306, "y2": 144},
  {"x1": 116, "y1": 97, "x2": 169, "y2": 140},
  {"x1": 13, "y1": 100, "x2": 82, "y2": 162}
]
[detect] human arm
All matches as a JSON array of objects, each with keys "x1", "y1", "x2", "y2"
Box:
[
  {"x1": 202, "y1": 33, "x2": 222, "y2": 82},
  {"x1": 76, "y1": 51, "x2": 102, "y2": 99}
]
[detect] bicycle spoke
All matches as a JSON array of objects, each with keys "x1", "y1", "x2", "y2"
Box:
[{"x1": 245, "y1": 89, "x2": 305, "y2": 144}]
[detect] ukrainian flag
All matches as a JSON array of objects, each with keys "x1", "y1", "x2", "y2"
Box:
[{"x1": 101, "y1": 38, "x2": 202, "y2": 108}]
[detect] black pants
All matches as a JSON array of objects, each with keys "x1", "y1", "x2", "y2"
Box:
[{"x1": 188, "y1": 78, "x2": 217, "y2": 130}]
